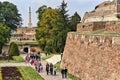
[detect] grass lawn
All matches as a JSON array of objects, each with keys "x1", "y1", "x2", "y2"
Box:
[
  {"x1": 54, "y1": 62, "x2": 61, "y2": 71},
  {"x1": 13, "y1": 56, "x2": 25, "y2": 62},
  {"x1": 0, "y1": 67, "x2": 2, "y2": 80},
  {"x1": 0, "y1": 66, "x2": 44, "y2": 80},
  {"x1": 42, "y1": 53, "x2": 55, "y2": 60},
  {"x1": 18, "y1": 66, "x2": 44, "y2": 80},
  {"x1": 0, "y1": 56, "x2": 25, "y2": 62},
  {"x1": 54, "y1": 62, "x2": 80, "y2": 80},
  {"x1": 6, "y1": 40, "x2": 38, "y2": 45}
]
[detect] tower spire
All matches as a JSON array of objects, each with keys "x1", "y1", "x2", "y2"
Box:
[{"x1": 28, "y1": 7, "x2": 32, "y2": 28}]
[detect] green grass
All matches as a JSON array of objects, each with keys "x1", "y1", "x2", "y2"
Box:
[
  {"x1": 6, "y1": 41, "x2": 38, "y2": 45},
  {"x1": 103, "y1": 32, "x2": 120, "y2": 36},
  {"x1": 0, "y1": 66, "x2": 44, "y2": 80},
  {"x1": 0, "y1": 60, "x2": 12, "y2": 62},
  {"x1": 68, "y1": 73, "x2": 80, "y2": 80},
  {"x1": 0, "y1": 67, "x2": 2, "y2": 80},
  {"x1": 13, "y1": 56, "x2": 25, "y2": 62},
  {"x1": 79, "y1": 29, "x2": 105, "y2": 35},
  {"x1": 42, "y1": 53, "x2": 55, "y2": 60},
  {"x1": 79, "y1": 29, "x2": 120, "y2": 36},
  {"x1": 18, "y1": 66, "x2": 44, "y2": 80},
  {"x1": 0, "y1": 56, "x2": 25, "y2": 62},
  {"x1": 92, "y1": 29, "x2": 105, "y2": 34},
  {"x1": 54, "y1": 62, "x2": 61, "y2": 71},
  {"x1": 54, "y1": 61, "x2": 80, "y2": 80}
]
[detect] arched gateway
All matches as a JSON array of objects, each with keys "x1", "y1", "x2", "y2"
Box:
[{"x1": 2, "y1": 43, "x2": 39, "y2": 54}]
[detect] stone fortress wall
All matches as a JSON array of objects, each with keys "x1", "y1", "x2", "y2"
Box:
[
  {"x1": 78, "y1": 0, "x2": 120, "y2": 33},
  {"x1": 61, "y1": 32, "x2": 120, "y2": 80},
  {"x1": 105, "y1": 21, "x2": 120, "y2": 32},
  {"x1": 77, "y1": 21, "x2": 120, "y2": 32},
  {"x1": 61, "y1": 0, "x2": 120, "y2": 80},
  {"x1": 83, "y1": 4, "x2": 117, "y2": 23},
  {"x1": 77, "y1": 22, "x2": 106, "y2": 31}
]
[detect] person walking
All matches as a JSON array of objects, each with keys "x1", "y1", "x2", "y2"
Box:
[
  {"x1": 61, "y1": 68, "x2": 65, "y2": 79},
  {"x1": 37, "y1": 62, "x2": 41, "y2": 73},
  {"x1": 50, "y1": 63, "x2": 53, "y2": 75},
  {"x1": 37, "y1": 51, "x2": 41, "y2": 61},
  {"x1": 46, "y1": 63, "x2": 49, "y2": 75},
  {"x1": 64, "y1": 67, "x2": 68, "y2": 78},
  {"x1": 53, "y1": 66, "x2": 57, "y2": 75},
  {"x1": 34, "y1": 60, "x2": 38, "y2": 70},
  {"x1": 40, "y1": 64, "x2": 43, "y2": 72},
  {"x1": 45, "y1": 51, "x2": 48, "y2": 56},
  {"x1": 25, "y1": 54, "x2": 30, "y2": 62}
]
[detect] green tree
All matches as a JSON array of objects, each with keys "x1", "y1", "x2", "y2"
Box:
[
  {"x1": 0, "y1": 1, "x2": 21, "y2": 54},
  {"x1": 59, "y1": 0, "x2": 69, "y2": 22},
  {"x1": 36, "y1": 8, "x2": 66, "y2": 53},
  {"x1": 59, "y1": 0, "x2": 70, "y2": 30},
  {"x1": 36, "y1": 5, "x2": 47, "y2": 20},
  {"x1": 52, "y1": 30, "x2": 68, "y2": 53},
  {"x1": 8, "y1": 42, "x2": 20, "y2": 56},
  {"x1": 56, "y1": 0, "x2": 70, "y2": 53},
  {"x1": 70, "y1": 12, "x2": 81, "y2": 31},
  {"x1": 0, "y1": 1, "x2": 22, "y2": 30},
  {"x1": 36, "y1": 2, "x2": 80, "y2": 53},
  {"x1": 0, "y1": 23, "x2": 10, "y2": 54}
]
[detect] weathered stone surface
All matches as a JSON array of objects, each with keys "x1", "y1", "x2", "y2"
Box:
[
  {"x1": 61, "y1": 32, "x2": 120, "y2": 80},
  {"x1": 77, "y1": 0, "x2": 120, "y2": 33},
  {"x1": 77, "y1": 22, "x2": 106, "y2": 32},
  {"x1": 77, "y1": 21, "x2": 120, "y2": 32},
  {"x1": 61, "y1": 1, "x2": 120, "y2": 80},
  {"x1": 105, "y1": 21, "x2": 120, "y2": 33}
]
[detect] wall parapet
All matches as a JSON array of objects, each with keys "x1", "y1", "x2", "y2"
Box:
[{"x1": 67, "y1": 32, "x2": 120, "y2": 45}]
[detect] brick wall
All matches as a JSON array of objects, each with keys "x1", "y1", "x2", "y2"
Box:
[
  {"x1": 77, "y1": 22, "x2": 106, "y2": 32},
  {"x1": 105, "y1": 21, "x2": 120, "y2": 32},
  {"x1": 61, "y1": 32, "x2": 120, "y2": 80},
  {"x1": 83, "y1": 4, "x2": 116, "y2": 23},
  {"x1": 77, "y1": 21, "x2": 120, "y2": 32},
  {"x1": 61, "y1": 1, "x2": 120, "y2": 80}
]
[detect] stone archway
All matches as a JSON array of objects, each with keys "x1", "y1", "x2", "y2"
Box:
[
  {"x1": 21, "y1": 45, "x2": 31, "y2": 54},
  {"x1": 18, "y1": 44, "x2": 40, "y2": 54},
  {"x1": 23, "y1": 47, "x2": 29, "y2": 53}
]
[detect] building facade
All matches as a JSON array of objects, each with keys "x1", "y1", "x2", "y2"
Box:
[
  {"x1": 10, "y1": 27, "x2": 36, "y2": 41},
  {"x1": 10, "y1": 7, "x2": 36, "y2": 41}
]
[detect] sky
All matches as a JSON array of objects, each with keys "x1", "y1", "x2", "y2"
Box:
[{"x1": 0, "y1": 0, "x2": 112, "y2": 27}]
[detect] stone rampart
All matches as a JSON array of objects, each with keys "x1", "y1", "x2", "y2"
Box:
[
  {"x1": 83, "y1": 4, "x2": 116, "y2": 23},
  {"x1": 77, "y1": 21, "x2": 120, "y2": 32},
  {"x1": 61, "y1": 32, "x2": 120, "y2": 80},
  {"x1": 105, "y1": 21, "x2": 120, "y2": 32},
  {"x1": 77, "y1": 22, "x2": 106, "y2": 32}
]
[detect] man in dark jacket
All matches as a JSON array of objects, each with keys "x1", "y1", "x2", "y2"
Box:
[
  {"x1": 64, "y1": 67, "x2": 68, "y2": 78},
  {"x1": 61, "y1": 68, "x2": 65, "y2": 78}
]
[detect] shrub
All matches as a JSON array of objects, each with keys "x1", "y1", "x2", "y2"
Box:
[{"x1": 8, "y1": 42, "x2": 20, "y2": 56}]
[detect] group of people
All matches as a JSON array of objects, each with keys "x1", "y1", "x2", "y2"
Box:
[
  {"x1": 45, "y1": 62, "x2": 68, "y2": 79},
  {"x1": 45, "y1": 63, "x2": 57, "y2": 76},
  {"x1": 25, "y1": 52, "x2": 68, "y2": 79},
  {"x1": 25, "y1": 52, "x2": 43, "y2": 73},
  {"x1": 25, "y1": 52, "x2": 41, "y2": 62}
]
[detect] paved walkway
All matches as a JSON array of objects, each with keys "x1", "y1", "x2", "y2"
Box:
[
  {"x1": 0, "y1": 54, "x2": 71, "y2": 80},
  {"x1": 0, "y1": 62, "x2": 30, "y2": 67},
  {"x1": 46, "y1": 55, "x2": 61, "y2": 65}
]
